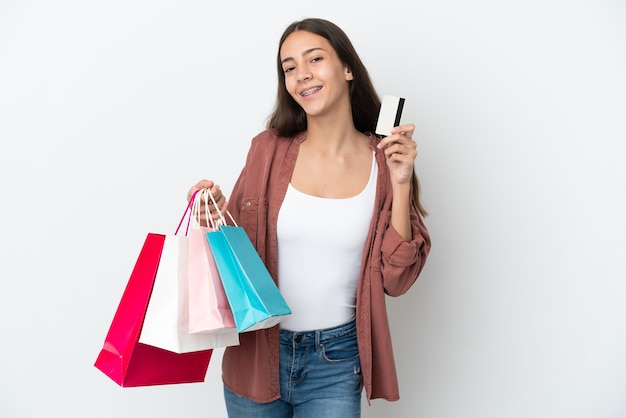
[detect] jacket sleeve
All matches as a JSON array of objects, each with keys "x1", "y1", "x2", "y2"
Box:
[{"x1": 380, "y1": 204, "x2": 431, "y2": 297}]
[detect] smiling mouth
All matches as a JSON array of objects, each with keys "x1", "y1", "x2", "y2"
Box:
[{"x1": 300, "y1": 86, "x2": 322, "y2": 96}]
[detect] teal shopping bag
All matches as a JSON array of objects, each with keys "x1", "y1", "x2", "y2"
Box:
[{"x1": 207, "y1": 225, "x2": 291, "y2": 332}]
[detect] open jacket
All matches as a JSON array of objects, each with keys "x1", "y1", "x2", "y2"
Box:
[{"x1": 221, "y1": 129, "x2": 431, "y2": 403}]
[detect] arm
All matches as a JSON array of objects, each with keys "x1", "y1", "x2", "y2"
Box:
[
  {"x1": 377, "y1": 124, "x2": 418, "y2": 241},
  {"x1": 377, "y1": 123, "x2": 431, "y2": 295}
]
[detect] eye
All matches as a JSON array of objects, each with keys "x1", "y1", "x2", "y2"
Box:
[
  {"x1": 283, "y1": 65, "x2": 295, "y2": 73},
  {"x1": 311, "y1": 56, "x2": 323, "y2": 63}
]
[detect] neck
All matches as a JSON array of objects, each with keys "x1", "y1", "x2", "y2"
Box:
[{"x1": 304, "y1": 111, "x2": 363, "y2": 155}]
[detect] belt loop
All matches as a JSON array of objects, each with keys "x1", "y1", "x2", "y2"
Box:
[{"x1": 315, "y1": 329, "x2": 321, "y2": 350}]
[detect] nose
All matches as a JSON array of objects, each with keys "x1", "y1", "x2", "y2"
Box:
[{"x1": 297, "y1": 67, "x2": 312, "y2": 82}]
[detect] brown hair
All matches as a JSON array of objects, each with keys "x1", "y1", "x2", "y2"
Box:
[
  {"x1": 267, "y1": 18, "x2": 379, "y2": 137},
  {"x1": 266, "y1": 18, "x2": 427, "y2": 216}
]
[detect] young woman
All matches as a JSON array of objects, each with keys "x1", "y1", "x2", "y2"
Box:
[{"x1": 188, "y1": 17, "x2": 431, "y2": 418}]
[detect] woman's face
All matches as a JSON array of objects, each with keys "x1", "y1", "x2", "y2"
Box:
[{"x1": 279, "y1": 30, "x2": 353, "y2": 118}]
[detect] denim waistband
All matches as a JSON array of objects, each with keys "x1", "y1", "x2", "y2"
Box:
[{"x1": 279, "y1": 319, "x2": 357, "y2": 347}]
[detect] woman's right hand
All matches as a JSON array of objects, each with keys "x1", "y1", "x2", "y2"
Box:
[{"x1": 187, "y1": 179, "x2": 228, "y2": 226}]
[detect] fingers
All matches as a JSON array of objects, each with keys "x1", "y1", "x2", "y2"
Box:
[
  {"x1": 187, "y1": 179, "x2": 229, "y2": 226},
  {"x1": 377, "y1": 124, "x2": 418, "y2": 162},
  {"x1": 187, "y1": 180, "x2": 226, "y2": 203},
  {"x1": 383, "y1": 143, "x2": 417, "y2": 165},
  {"x1": 187, "y1": 179, "x2": 215, "y2": 201},
  {"x1": 376, "y1": 124, "x2": 419, "y2": 186},
  {"x1": 391, "y1": 123, "x2": 415, "y2": 138},
  {"x1": 208, "y1": 199, "x2": 228, "y2": 223},
  {"x1": 377, "y1": 124, "x2": 416, "y2": 148},
  {"x1": 207, "y1": 190, "x2": 226, "y2": 213}
]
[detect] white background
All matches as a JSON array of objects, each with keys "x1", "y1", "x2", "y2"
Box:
[{"x1": 1, "y1": 1, "x2": 625, "y2": 417}]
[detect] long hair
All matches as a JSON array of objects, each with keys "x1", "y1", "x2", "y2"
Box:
[
  {"x1": 266, "y1": 18, "x2": 427, "y2": 217},
  {"x1": 267, "y1": 18, "x2": 379, "y2": 137}
]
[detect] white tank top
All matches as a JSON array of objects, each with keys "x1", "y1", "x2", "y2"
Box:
[{"x1": 277, "y1": 153, "x2": 377, "y2": 331}]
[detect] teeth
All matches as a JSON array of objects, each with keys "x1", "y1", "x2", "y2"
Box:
[{"x1": 301, "y1": 87, "x2": 321, "y2": 96}]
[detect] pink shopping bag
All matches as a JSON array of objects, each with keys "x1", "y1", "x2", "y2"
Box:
[
  {"x1": 187, "y1": 189, "x2": 237, "y2": 334},
  {"x1": 188, "y1": 227, "x2": 237, "y2": 333}
]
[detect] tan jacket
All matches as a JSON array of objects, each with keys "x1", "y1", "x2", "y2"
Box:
[{"x1": 221, "y1": 129, "x2": 431, "y2": 403}]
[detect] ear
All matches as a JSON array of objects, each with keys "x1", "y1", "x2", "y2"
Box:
[{"x1": 344, "y1": 67, "x2": 353, "y2": 81}]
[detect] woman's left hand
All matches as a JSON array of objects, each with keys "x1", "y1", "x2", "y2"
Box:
[{"x1": 377, "y1": 123, "x2": 418, "y2": 186}]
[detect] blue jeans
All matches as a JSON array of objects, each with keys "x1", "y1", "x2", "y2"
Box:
[{"x1": 224, "y1": 319, "x2": 363, "y2": 418}]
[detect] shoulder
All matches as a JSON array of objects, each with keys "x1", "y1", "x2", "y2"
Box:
[
  {"x1": 243, "y1": 129, "x2": 302, "y2": 169},
  {"x1": 251, "y1": 129, "x2": 280, "y2": 142},
  {"x1": 243, "y1": 130, "x2": 278, "y2": 159},
  {"x1": 250, "y1": 129, "x2": 291, "y2": 144},
  {"x1": 249, "y1": 129, "x2": 304, "y2": 154}
]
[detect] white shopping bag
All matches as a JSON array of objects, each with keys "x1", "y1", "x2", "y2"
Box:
[{"x1": 138, "y1": 195, "x2": 239, "y2": 353}]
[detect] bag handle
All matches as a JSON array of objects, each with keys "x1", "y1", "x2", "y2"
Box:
[
  {"x1": 207, "y1": 188, "x2": 238, "y2": 227},
  {"x1": 192, "y1": 189, "x2": 218, "y2": 230},
  {"x1": 174, "y1": 189, "x2": 200, "y2": 236}
]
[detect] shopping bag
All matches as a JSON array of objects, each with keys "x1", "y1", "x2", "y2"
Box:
[
  {"x1": 93, "y1": 232, "x2": 213, "y2": 387},
  {"x1": 138, "y1": 192, "x2": 239, "y2": 353},
  {"x1": 187, "y1": 189, "x2": 238, "y2": 334},
  {"x1": 205, "y1": 190, "x2": 291, "y2": 333}
]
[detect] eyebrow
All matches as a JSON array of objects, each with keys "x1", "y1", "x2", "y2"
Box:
[{"x1": 281, "y1": 47, "x2": 326, "y2": 64}]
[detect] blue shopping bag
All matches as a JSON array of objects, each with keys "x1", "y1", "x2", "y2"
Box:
[{"x1": 207, "y1": 224, "x2": 291, "y2": 332}]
